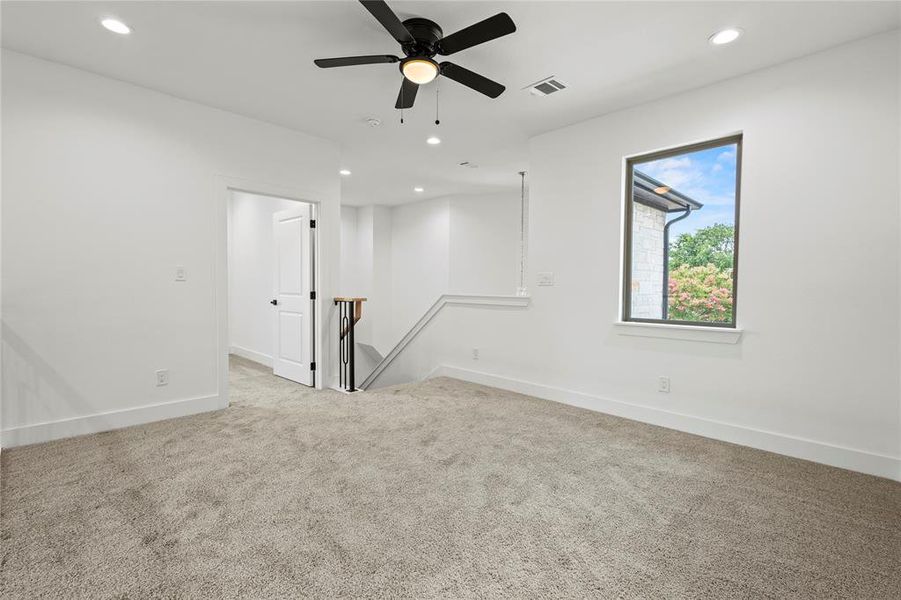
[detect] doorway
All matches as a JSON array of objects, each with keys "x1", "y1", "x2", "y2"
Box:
[{"x1": 227, "y1": 190, "x2": 317, "y2": 387}]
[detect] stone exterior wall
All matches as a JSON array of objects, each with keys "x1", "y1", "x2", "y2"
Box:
[{"x1": 630, "y1": 202, "x2": 665, "y2": 319}]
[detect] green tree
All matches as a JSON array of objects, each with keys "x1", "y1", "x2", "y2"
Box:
[{"x1": 669, "y1": 224, "x2": 735, "y2": 270}]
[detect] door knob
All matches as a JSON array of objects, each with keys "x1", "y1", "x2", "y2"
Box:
[{"x1": 270, "y1": 299, "x2": 278, "y2": 306}]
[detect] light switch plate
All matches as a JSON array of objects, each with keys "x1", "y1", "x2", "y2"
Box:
[
  {"x1": 175, "y1": 266, "x2": 186, "y2": 282},
  {"x1": 536, "y1": 272, "x2": 555, "y2": 286}
]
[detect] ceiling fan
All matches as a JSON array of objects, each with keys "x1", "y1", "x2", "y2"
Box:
[{"x1": 314, "y1": 0, "x2": 516, "y2": 109}]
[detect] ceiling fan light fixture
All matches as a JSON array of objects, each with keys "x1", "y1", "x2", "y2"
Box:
[{"x1": 402, "y1": 58, "x2": 439, "y2": 85}]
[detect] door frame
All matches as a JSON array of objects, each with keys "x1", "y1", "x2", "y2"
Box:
[{"x1": 216, "y1": 175, "x2": 324, "y2": 408}]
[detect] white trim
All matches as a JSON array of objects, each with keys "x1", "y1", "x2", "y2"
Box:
[
  {"x1": 444, "y1": 294, "x2": 532, "y2": 308},
  {"x1": 361, "y1": 294, "x2": 531, "y2": 389},
  {"x1": 229, "y1": 345, "x2": 273, "y2": 368},
  {"x1": 614, "y1": 321, "x2": 743, "y2": 344},
  {"x1": 429, "y1": 365, "x2": 901, "y2": 482},
  {"x1": 1, "y1": 394, "x2": 222, "y2": 448}
]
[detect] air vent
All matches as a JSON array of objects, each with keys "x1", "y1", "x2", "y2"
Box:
[{"x1": 524, "y1": 76, "x2": 568, "y2": 97}]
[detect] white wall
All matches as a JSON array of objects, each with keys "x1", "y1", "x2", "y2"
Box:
[
  {"x1": 228, "y1": 191, "x2": 299, "y2": 366},
  {"x1": 340, "y1": 206, "x2": 364, "y2": 301},
  {"x1": 1, "y1": 51, "x2": 341, "y2": 445},
  {"x1": 389, "y1": 193, "x2": 521, "y2": 341},
  {"x1": 449, "y1": 194, "x2": 521, "y2": 295},
  {"x1": 389, "y1": 198, "x2": 452, "y2": 341},
  {"x1": 376, "y1": 32, "x2": 901, "y2": 480},
  {"x1": 368, "y1": 206, "x2": 394, "y2": 354}
]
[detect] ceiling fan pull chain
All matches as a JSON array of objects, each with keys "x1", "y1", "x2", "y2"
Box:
[{"x1": 435, "y1": 81, "x2": 440, "y2": 126}]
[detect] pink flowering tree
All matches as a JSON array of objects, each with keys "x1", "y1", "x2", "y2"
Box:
[{"x1": 668, "y1": 264, "x2": 733, "y2": 322}]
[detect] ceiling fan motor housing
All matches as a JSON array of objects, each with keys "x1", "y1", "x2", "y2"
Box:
[{"x1": 401, "y1": 18, "x2": 443, "y2": 57}]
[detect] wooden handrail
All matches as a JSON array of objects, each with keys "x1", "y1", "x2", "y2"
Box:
[{"x1": 335, "y1": 298, "x2": 366, "y2": 340}]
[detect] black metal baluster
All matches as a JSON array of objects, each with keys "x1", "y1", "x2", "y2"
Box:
[
  {"x1": 337, "y1": 300, "x2": 344, "y2": 390},
  {"x1": 343, "y1": 302, "x2": 348, "y2": 389},
  {"x1": 335, "y1": 299, "x2": 360, "y2": 393},
  {"x1": 349, "y1": 303, "x2": 356, "y2": 392},
  {"x1": 345, "y1": 301, "x2": 349, "y2": 388}
]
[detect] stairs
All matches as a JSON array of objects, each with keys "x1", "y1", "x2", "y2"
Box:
[{"x1": 360, "y1": 294, "x2": 530, "y2": 390}]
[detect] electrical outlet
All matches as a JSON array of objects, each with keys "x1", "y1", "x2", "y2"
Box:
[
  {"x1": 536, "y1": 272, "x2": 555, "y2": 286},
  {"x1": 156, "y1": 369, "x2": 169, "y2": 387},
  {"x1": 175, "y1": 266, "x2": 187, "y2": 282},
  {"x1": 472, "y1": 348, "x2": 480, "y2": 360},
  {"x1": 658, "y1": 376, "x2": 670, "y2": 393}
]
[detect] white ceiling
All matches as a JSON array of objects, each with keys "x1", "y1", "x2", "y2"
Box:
[{"x1": 2, "y1": 1, "x2": 898, "y2": 205}]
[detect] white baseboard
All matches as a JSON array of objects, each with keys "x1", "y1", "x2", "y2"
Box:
[
  {"x1": 1, "y1": 394, "x2": 223, "y2": 448},
  {"x1": 431, "y1": 365, "x2": 901, "y2": 482},
  {"x1": 229, "y1": 345, "x2": 273, "y2": 367}
]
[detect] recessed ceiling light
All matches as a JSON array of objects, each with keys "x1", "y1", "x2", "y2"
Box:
[
  {"x1": 654, "y1": 186, "x2": 671, "y2": 195},
  {"x1": 339, "y1": 169, "x2": 351, "y2": 176},
  {"x1": 709, "y1": 28, "x2": 742, "y2": 46},
  {"x1": 414, "y1": 187, "x2": 424, "y2": 193},
  {"x1": 101, "y1": 18, "x2": 131, "y2": 35},
  {"x1": 426, "y1": 136, "x2": 441, "y2": 145}
]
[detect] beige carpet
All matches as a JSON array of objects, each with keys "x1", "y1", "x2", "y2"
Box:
[{"x1": 1, "y1": 356, "x2": 899, "y2": 599}]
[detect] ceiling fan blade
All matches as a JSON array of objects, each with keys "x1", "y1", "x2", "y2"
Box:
[
  {"x1": 439, "y1": 62, "x2": 505, "y2": 98},
  {"x1": 437, "y1": 13, "x2": 516, "y2": 55},
  {"x1": 359, "y1": 0, "x2": 414, "y2": 44},
  {"x1": 314, "y1": 55, "x2": 399, "y2": 68},
  {"x1": 395, "y1": 78, "x2": 419, "y2": 109}
]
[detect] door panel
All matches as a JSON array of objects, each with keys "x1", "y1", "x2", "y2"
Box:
[
  {"x1": 277, "y1": 218, "x2": 304, "y2": 293},
  {"x1": 272, "y1": 204, "x2": 312, "y2": 386},
  {"x1": 278, "y1": 313, "x2": 304, "y2": 362}
]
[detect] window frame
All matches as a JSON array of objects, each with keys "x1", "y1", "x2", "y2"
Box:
[{"x1": 622, "y1": 134, "x2": 743, "y2": 329}]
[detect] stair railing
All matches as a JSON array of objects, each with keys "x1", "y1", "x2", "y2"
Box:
[
  {"x1": 360, "y1": 294, "x2": 531, "y2": 390},
  {"x1": 334, "y1": 297, "x2": 366, "y2": 392}
]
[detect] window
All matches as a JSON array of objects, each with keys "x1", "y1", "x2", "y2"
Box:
[{"x1": 623, "y1": 135, "x2": 742, "y2": 327}]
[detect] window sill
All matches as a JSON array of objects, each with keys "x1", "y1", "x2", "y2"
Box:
[{"x1": 614, "y1": 321, "x2": 743, "y2": 344}]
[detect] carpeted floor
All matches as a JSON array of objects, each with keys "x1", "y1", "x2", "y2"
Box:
[{"x1": 1, "y1": 356, "x2": 899, "y2": 598}]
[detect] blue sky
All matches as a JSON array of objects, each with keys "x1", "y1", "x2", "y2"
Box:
[{"x1": 636, "y1": 142, "x2": 737, "y2": 239}]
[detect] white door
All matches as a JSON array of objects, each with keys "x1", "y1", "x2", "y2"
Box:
[{"x1": 272, "y1": 204, "x2": 313, "y2": 386}]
